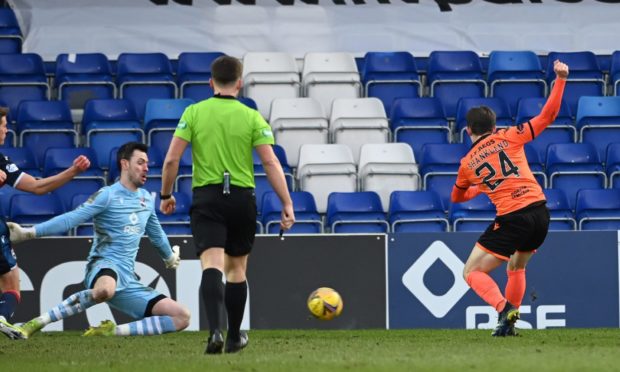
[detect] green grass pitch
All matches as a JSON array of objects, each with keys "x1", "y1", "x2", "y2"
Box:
[{"x1": 2, "y1": 329, "x2": 620, "y2": 371}]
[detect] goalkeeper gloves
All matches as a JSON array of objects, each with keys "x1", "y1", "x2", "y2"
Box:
[
  {"x1": 164, "y1": 245, "x2": 180, "y2": 269},
  {"x1": 7, "y1": 222, "x2": 36, "y2": 244}
]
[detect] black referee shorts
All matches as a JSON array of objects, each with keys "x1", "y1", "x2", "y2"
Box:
[
  {"x1": 477, "y1": 201, "x2": 550, "y2": 261},
  {"x1": 190, "y1": 184, "x2": 257, "y2": 257}
]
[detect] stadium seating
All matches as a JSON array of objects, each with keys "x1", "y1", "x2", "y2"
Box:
[
  {"x1": 330, "y1": 97, "x2": 389, "y2": 163},
  {"x1": 55, "y1": 53, "x2": 116, "y2": 111},
  {"x1": 177, "y1": 52, "x2": 224, "y2": 101},
  {"x1": 9, "y1": 193, "x2": 64, "y2": 226},
  {"x1": 252, "y1": 145, "x2": 294, "y2": 214},
  {"x1": 543, "y1": 188, "x2": 576, "y2": 231},
  {"x1": 546, "y1": 51, "x2": 605, "y2": 115},
  {"x1": 0, "y1": 54, "x2": 50, "y2": 119},
  {"x1": 269, "y1": 97, "x2": 328, "y2": 167},
  {"x1": 143, "y1": 98, "x2": 193, "y2": 145},
  {"x1": 154, "y1": 191, "x2": 191, "y2": 235},
  {"x1": 576, "y1": 189, "x2": 620, "y2": 230},
  {"x1": 427, "y1": 51, "x2": 487, "y2": 119},
  {"x1": 116, "y1": 53, "x2": 177, "y2": 119},
  {"x1": 419, "y1": 143, "x2": 469, "y2": 210},
  {"x1": 390, "y1": 97, "x2": 450, "y2": 161},
  {"x1": 82, "y1": 99, "x2": 144, "y2": 169},
  {"x1": 576, "y1": 96, "x2": 620, "y2": 161},
  {"x1": 297, "y1": 144, "x2": 357, "y2": 213},
  {"x1": 606, "y1": 143, "x2": 620, "y2": 188},
  {"x1": 16, "y1": 100, "x2": 78, "y2": 166},
  {"x1": 524, "y1": 144, "x2": 548, "y2": 188},
  {"x1": 388, "y1": 190, "x2": 448, "y2": 232},
  {"x1": 449, "y1": 193, "x2": 496, "y2": 232},
  {"x1": 242, "y1": 52, "x2": 300, "y2": 119},
  {"x1": 261, "y1": 191, "x2": 323, "y2": 234},
  {"x1": 70, "y1": 193, "x2": 94, "y2": 236},
  {"x1": 455, "y1": 97, "x2": 513, "y2": 141},
  {"x1": 0, "y1": 147, "x2": 40, "y2": 177},
  {"x1": 611, "y1": 51, "x2": 620, "y2": 96},
  {"x1": 326, "y1": 192, "x2": 389, "y2": 233},
  {"x1": 516, "y1": 97, "x2": 576, "y2": 163},
  {"x1": 358, "y1": 143, "x2": 419, "y2": 211},
  {"x1": 0, "y1": 8, "x2": 22, "y2": 53},
  {"x1": 302, "y1": 52, "x2": 361, "y2": 116},
  {"x1": 53, "y1": 178, "x2": 105, "y2": 212},
  {"x1": 42, "y1": 147, "x2": 104, "y2": 177},
  {"x1": 361, "y1": 51, "x2": 422, "y2": 114},
  {"x1": 487, "y1": 51, "x2": 547, "y2": 115},
  {"x1": 546, "y1": 143, "x2": 607, "y2": 210}
]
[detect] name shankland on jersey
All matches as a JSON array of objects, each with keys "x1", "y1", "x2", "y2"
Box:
[{"x1": 467, "y1": 139, "x2": 510, "y2": 170}]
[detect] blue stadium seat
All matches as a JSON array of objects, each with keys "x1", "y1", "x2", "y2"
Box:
[
  {"x1": 53, "y1": 179, "x2": 105, "y2": 212},
  {"x1": 547, "y1": 143, "x2": 607, "y2": 210},
  {"x1": 0, "y1": 8, "x2": 22, "y2": 53},
  {"x1": 252, "y1": 145, "x2": 294, "y2": 213},
  {"x1": 419, "y1": 143, "x2": 469, "y2": 210},
  {"x1": 154, "y1": 191, "x2": 191, "y2": 235},
  {"x1": 261, "y1": 191, "x2": 323, "y2": 234},
  {"x1": 362, "y1": 51, "x2": 422, "y2": 114},
  {"x1": 611, "y1": 51, "x2": 620, "y2": 96},
  {"x1": 0, "y1": 54, "x2": 49, "y2": 121},
  {"x1": 487, "y1": 51, "x2": 546, "y2": 115},
  {"x1": 9, "y1": 193, "x2": 64, "y2": 226},
  {"x1": 116, "y1": 53, "x2": 177, "y2": 119},
  {"x1": 543, "y1": 188, "x2": 576, "y2": 231},
  {"x1": 42, "y1": 147, "x2": 103, "y2": 177},
  {"x1": 576, "y1": 96, "x2": 620, "y2": 161},
  {"x1": 524, "y1": 144, "x2": 547, "y2": 188},
  {"x1": 16, "y1": 100, "x2": 78, "y2": 167},
  {"x1": 0, "y1": 186, "x2": 28, "y2": 218},
  {"x1": 427, "y1": 51, "x2": 487, "y2": 119},
  {"x1": 546, "y1": 51, "x2": 605, "y2": 115},
  {"x1": 177, "y1": 52, "x2": 224, "y2": 101},
  {"x1": 144, "y1": 98, "x2": 193, "y2": 145},
  {"x1": 516, "y1": 97, "x2": 576, "y2": 163},
  {"x1": 390, "y1": 97, "x2": 450, "y2": 160},
  {"x1": 606, "y1": 143, "x2": 620, "y2": 188},
  {"x1": 82, "y1": 99, "x2": 144, "y2": 169},
  {"x1": 449, "y1": 193, "x2": 496, "y2": 232},
  {"x1": 70, "y1": 193, "x2": 94, "y2": 236},
  {"x1": 455, "y1": 97, "x2": 513, "y2": 142},
  {"x1": 55, "y1": 53, "x2": 116, "y2": 109},
  {"x1": 0, "y1": 147, "x2": 40, "y2": 177},
  {"x1": 576, "y1": 189, "x2": 620, "y2": 230},
  {"x1": 388, "y1": 190, "x2": 448, "y2": 232},
  {"x1": 326, "y1": 192, "x2": 389, "y2": 233}
]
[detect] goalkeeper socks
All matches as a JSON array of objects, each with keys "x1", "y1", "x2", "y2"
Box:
[
  {"x1": 115, "y1": 316, "x2": 176, "y2": 336},
  {"x1": 0, "y1": 290, "x2": 20, "y2": 321},
  {"x1": 201, "y1": 268, "x2": 224, "y2": 332},
  {"x1": 43, "y1": 289, "x2": 96, "y2": 324},
  {"x1": 466, "y1": 271, "x2": 506, "y2": 312},
  {"x1": 225, "y1": 280, "x2": 247, "y2": 341},
  {"x1": 505, "y1": 269, "x2": 526, "y2": 308}
]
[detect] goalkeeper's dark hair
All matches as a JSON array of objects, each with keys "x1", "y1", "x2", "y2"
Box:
[
  {"x1": 211, "y1": 56, "x2": 242, "y2": 87},
  {"x1": 466, "y1": 106, "x2": 496, "y2": 136},
  {"x1": 0, "y1": 106, "x2": 8, "y2": 118},
  {"x1": 117, "y1": 142, "x2": 148, "y2": 172}
]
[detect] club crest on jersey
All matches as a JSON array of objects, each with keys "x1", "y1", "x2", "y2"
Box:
[
  {"x1": 140, "y1": 197, "x2": 146, "y2": 208},
  {"x1": 516, "y1": 123, "x2": 525, "y2": 134}
]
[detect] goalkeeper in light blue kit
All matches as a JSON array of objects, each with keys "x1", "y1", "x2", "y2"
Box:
[{"x1": 0, "y1": 142, "x2": 190, "y2": 339}]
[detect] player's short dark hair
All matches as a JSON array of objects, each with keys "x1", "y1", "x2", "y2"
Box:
[
  {"x1": 0, "y1": 106, "x2": 8, "y2": 118},
  {"x1": 211, "y1": 56, "x2": 242, "y2": 87},
  {"x1": 466, "y1": 106, "x2": 496, "y2": 136},
  {"x1": 116, "y1": 142, "x2": 148, "y2": 172}
]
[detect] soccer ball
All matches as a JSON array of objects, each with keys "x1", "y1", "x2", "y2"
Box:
[{"x1": 307, "y1": 287, "x2": 343, "y2": 321}]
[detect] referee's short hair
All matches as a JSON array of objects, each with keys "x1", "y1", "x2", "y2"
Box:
[
  {"x1": 0, "y1": 106, "x2": 8, "y2": 119},
  {"x1": 211, "y1": 56, "x2": 242, "y2": 87},
  {"x1": 116, "y1": 141, "x2": 148, "y2": 172},
  {"x1": 466, "y1": 106, "x2": 496, "y2": 136}
]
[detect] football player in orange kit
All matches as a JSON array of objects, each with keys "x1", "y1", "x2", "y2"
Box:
[{"x1": 452, "y1": 60, "x2": 569, "y2": 337}]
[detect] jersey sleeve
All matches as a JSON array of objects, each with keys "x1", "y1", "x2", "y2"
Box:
[
  {"x1": 173, "y1": 104, "x2": 193, "y2": 143},
  {"x1": 252, "y1": 110, "x2": 275, "y2": 147},
  {"x1": 501, "y1": 122, "x2": 537, "y2": 145},
  {"x1": 35, "y1": 187, "x2": 110, "y2": 237},
  {"x1": 454, "y1": 165, "x2": 471, "y2": 189},
  {"x1": 0, "y1": 154, "x2": 24, "y2": 187},
  {"x1": 144, "y1": 207, "x2": 173, "y2": 260}
]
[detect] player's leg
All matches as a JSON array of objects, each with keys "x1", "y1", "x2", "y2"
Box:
[
  {"x1": 505, "y1": 251, "x2": 534, "y2": 308},
  {"x1": 0, "y1": 269, "x2": 24, "y2": 339},
  {"x1": 21, "y1": 267, "x2": 117, "y2": 338},
  {"x1": 224, "y1": 253, "x2": 249, "y2": 353},
  {"x1": 463, "y1": 245, "x2": 507, "y2": 312}
]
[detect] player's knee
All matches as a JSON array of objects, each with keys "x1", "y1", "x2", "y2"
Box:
[
  {"x1": 175, "y1": 307, "x2": 191, "y2": 331},
  {"x1": 92, "y1": 287, "x2": 114, "y2": 302}
]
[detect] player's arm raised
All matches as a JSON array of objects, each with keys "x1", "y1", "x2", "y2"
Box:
[
  {"x1": 15, "y1": 155, "x2": 90, "y2": 195},
  {"x1": 528, "y1": 60, "x2": 569, "y2": 137}
]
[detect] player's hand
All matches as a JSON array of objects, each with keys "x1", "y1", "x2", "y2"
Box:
[
  {"x1": 0, "y1": 170, "x2": 6, "y2": 187},
  {"x1": 159, "y1": 195, "x2": 176, "y2": 215},
  {"x1": 164, "y1": 245, "x2": 180, "y2": 269},
  {"x1": 7, "y1": 222, "x2": 36, "y2": 244},
  {"x1": 554, "y1": 59, "x2": 569, "y2": 79},
  {"x1": 280, "y1": 203, "x2": 295, "y2": 231},
  {"x1": 72, "y1": 155, "x2": 91, "y2": 174}
]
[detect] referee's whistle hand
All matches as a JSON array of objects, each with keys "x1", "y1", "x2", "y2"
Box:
[
  {"x1": 159, "y1": 196, "x2": 177, "y2": 215},
  {"x1": 280, "y1": 204, "x2": 295, "y2": 231}
]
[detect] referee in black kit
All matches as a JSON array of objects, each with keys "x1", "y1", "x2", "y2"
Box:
[{"x1": 159, "y1": 56, "x2": 295, "y2": 354}]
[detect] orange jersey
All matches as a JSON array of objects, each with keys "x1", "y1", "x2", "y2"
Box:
[{"x1": 453, "y1": 78, "x2": 566, "y2": 216}]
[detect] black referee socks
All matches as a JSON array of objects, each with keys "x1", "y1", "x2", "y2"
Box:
[
  {"x1": 225, "y1": 281, "x2": 247, "y2": 342},
  {"x1": 201, "y1": 268, "x2": 224, "y2": 333}
]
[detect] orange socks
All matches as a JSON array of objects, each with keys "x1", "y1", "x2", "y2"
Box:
[
  {"x1": 505, "y1": 269, "x2": 526, "y2": 308},
  {"x1": 465, "y1": 271, "x2": 506, "y2": 312}
]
